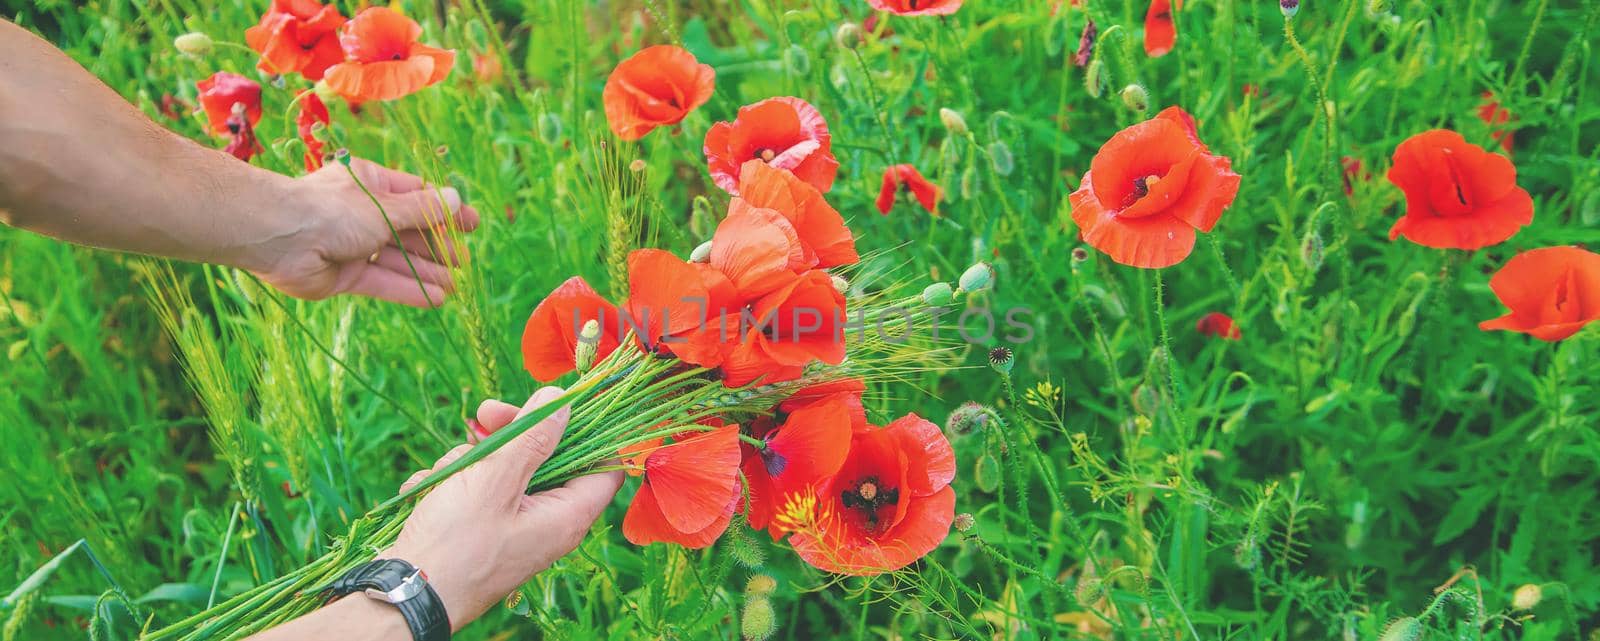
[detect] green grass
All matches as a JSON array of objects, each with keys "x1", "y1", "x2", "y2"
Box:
[{"x1": 3, "y1": 0, "x2": 1600, "y2": 639}]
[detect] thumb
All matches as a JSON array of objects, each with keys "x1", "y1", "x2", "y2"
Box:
[{"x1": 478, "y1": 386, "x2": 569, "y2": 498}]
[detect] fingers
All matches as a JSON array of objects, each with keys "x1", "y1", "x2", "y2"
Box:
[
  {"x1": 379, "y1": 186, "x2": 467, "y2": 234},
  {"x1": 397, "y1": 442, "x2": 471, "y2": 494},
  {"x1": 345, "y1": 264, "x2": 449, "y2": 308},
  {"x1": 398, "y1": 469, "x2": 430, "y2": 494},
  {"x1": 523, "y1": 467, "x2": 624, "y2": 525},
  {"x1": 373, "y1": 247, "x2": 453, "y2": 289},
  {"x1": 475, "y1": 399, "x2": 522, "y2": 433},
  {"x1": 395, "y1": 230, "x2": 464, "y2": 265},
  {"x1": 478, "y1": 387, "x2": 571, "y2": 498}
]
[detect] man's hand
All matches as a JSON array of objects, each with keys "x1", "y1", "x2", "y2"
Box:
[
  {"x1": 246, "y1": 158, "x2": 480, "y2": 308},
  {"x1": 382, "y1": 387, "x2": 624, "y2": 630}
]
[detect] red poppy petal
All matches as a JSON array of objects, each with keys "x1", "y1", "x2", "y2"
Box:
[
  {"x1": 520, "y1": 276, "x2": 620, "y2": 382},
  {"x1": 645, "y1": 425, "x2": 742, "y2": 533},
  {"x1": 623, "y1": 481, "x2": 737, "y2": 548},
  {"x1": 767, "y1": 397, "x2": 853, "y2": 484},
  {"x1": 1164, "y1": 153, "x2": 1241, "y2": 232},
  {"x1": 1088, "y1": 119, "x2": 1196, "y2": 208},
  {"x1": 710, "y1": 207, "x2": 807, "y2": 299},
  {"x1": 1072, "y1": 176, "x2": 1198, "y2": 269},
  {"x1": 1144, "y1": 0, "x2": 1177, "y2": 57},
  {"x1": 885, "y1": 413, "x2": 955, "y2": 496}
]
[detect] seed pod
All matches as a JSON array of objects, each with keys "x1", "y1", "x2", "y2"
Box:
[
  {"x1": 1120, "y1": 83, "x2": 1149, "y2": 113},
  {"x1": 741, "y1": 597, "x2": 777, "y2": 641},
  {"x1": 834, "y1": 22, "x2": 863, "y2": 50},
  {"x1": 944, "y1": 401, "x2": 990, "y2": 437},
  {"x1": 987, "y1": 142, "x2": 1014, "y2": 176},
  {"x1": 1071, "y1": 247, "x2": 1089, "y2": 262},
  {"x1": 783, "y1": 44, "x2": 811, "y2": 76},
  {"x1": 1377, "y1": 617, "x2": 1421, "y2": 641},
  {"x1": 745, "y1": 574, "x2": 778, "y2": 597},
  {"x1": 174, "y1": 32, "x2": 213, "y2": 56},
  {"x1": 1280, "y1": 0, "x2": 1300, "y2": 18},
  {"x1": 537, "y1": 112, "x2": 564, "y2": 145},
  {"x1": 988, "y1": 346, "x2": 1015, "y2": 374},
  {"x1": 953, "y1": 513, "x2": 976, "y2": 533},
  {"x1": 1512, "y1": 584, "x2": 1542, "y2": 610},
  {"x1": 939, "y1": 108, "x2": 969, "y2": 137},
  {"x1": 958, "y1": 262, "x2": 994, "y2": 292},
  {"x1": 921, "y1": 282, "x2": 955, "y2": 306},
  {"x1": 974, "y1": 452, "x2": 1001, "y2": 493},
  {"x1": 690, "y1": 241, "x2": 713, "y2": 263}
]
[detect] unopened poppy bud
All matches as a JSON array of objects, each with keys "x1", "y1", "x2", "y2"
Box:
[
  {"x1": 1378, "y1": 617, "x2": 1421, "y2": 641},
  {"x1": 574, "y1": 319, "x2": 601, "y2": 372},
  {"x1": 745, "y1": 574, "x2": 777, "y2": 597},
  {"x1": 1280, "y1": 0, "x2": 1300, "y2": 18},
  {"x1": 783, "y1": 44, "x2": 811, "y2": 76},
  {"x1": 988, "y1": 346, "x2": 1014, "y2": 374},
  {"x1": 435, "y1": 145, "x2": 449, "y2": 158},
  {"x1": 834, "y1": 22, "x2": 863, "y2": 49},
  {"x1": 1233, "y1": 539, "x2": 1261, "y2": 570},
  {"x1": 690, "y1": 241, "x2": 713, "y2": 263},
  {"x1": 1074, "y1": 578, "x2": 1104, "y2": 605},
  {"x1": 689, "y1": 195, "x2": 716, "y2": 239},
  {"x1": 1300, "y1": 230, "x2": 1324, "y2": 272},
  {"x1": 939, "y1": 108, "x2": 969, "y2": 136},
  {"x1": 958, "y1": 262, "x2": 994, "y2": 292},
  {"x1": 831, "y1": 275, "x2": 849, "y2": 294},
  {"x1": 537, "y1": 112, "x2": 564, "y2": 145},
  {"x1": 944, "y1": 401, "x2": 990, "y2": 437},
  {"x1": 629, "y1": 158, "x2": 647, "y2": 173},
  {"x1": 174, "y1": 32, "x2": 213, "y2": 56},
  {"x1": 959, "y1": 165, "x2": 979, "y2": 200},
  {"x1": 1085, "y1": 59, "x2": 1106, "y2": 98},
  {"x1": 1365, "y1": 0, "x2": 1390, "y2": 18},
  {"x1": 1512, "y1": 584, "x2": 1542, "y2": 610},
  {"x1": 987, "y1": 142, "x2": 1014, "y2": 176},
  {"x1": 953, "y1": 513, "x2": 976, "y2": 533},
  {"x1": 1120, "y1": 84, "x2": 1149, "y2": 113},
  {"x1": 974, "y1": 452, "x2": 1000, "y2": 493},
  {"x1": 740, "y1": 597, "x2": 777, "y2": 641},
  {"x1": 921, "y1": 282, "x2": 954, "y2": 306}
]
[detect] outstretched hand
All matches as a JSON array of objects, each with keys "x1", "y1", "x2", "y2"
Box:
[
  {"x1": 250, "y1": 158, "x2": 480, "y2": 307},
  {"x1": 382, "y1": 388, "x2": 624, "y2": 631}
]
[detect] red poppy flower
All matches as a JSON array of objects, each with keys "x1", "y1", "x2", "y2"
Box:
[
  {"x1": 244, "y1": 0, "x2": 347, "y2": 81},
  {"x1": 719, "y1": 270, "x2": 847, "y2": 387},
  {"x1": 1477, "y1": 92, "x2": 1515, "y2": 154},
  {"x1": 520, "y1": 277, "x2": 622, "y2": 382},
  {"x1": 622, "y1": 424, "x2": 743, "y2": 548},
  {"x1": 866, "y1": 0, "x2": 963, "y2": 16},
  {"x1": 781, "y1": 414, "x2": 956, "y2": 576},
  {"x1": 196, "y1": 72, "x2": 262, "y2": 136},
  {"x1": 1144, "y1": 0, "x2": 1181, "y2": 57},
  {"x1": 1073, "y1": 18, "x2": 1097, "y2": 67},
  {"x1": 603, "y1": 45, "x2": 715, "y2": 141},
  {"x1": 296, "y1": 91, "x2": 331, "y2": 172},
  {"x1": 1341, "y1": 155, "x2": 1370, "y2": 197},
  {"x1": 1069, "y1": 106, "x2": 1240, "y2": 269},
  {"x1": 1479, "y1": 246, "x2": 1600, "y2": 342},
  {"x1": 876, "y1": 164, "x2": 942, "y2": 216},
  {"x1": 778, "y1": 378, "x2": 867, "y2": 420},
  {"x1": 705, "y1": 97, "x2": 839, "y2": 195},
  {"x1": 623, "y1": 249, "x2": 739, "y2": 364},
  {"x1": 222, "y1": 107, "x2": 263, "y2": 162},
  {"x1": 1195, "y1": 312, "x2": 1241, "y2": 340},
  {"x1": 1386, "y1": 129, "x2": 1533, "y2": 250},
  {"x1": 733, "y1": 160, "x2": 858, "y2": 268},
  {"x1": 709, "y1": 204, "x2": 812, "y2": 300},
  {"x1": 742, "y1": 395, "x2": 855, "y2": 534},
  {"x1": 323, "y1": 7, "x2": 456, "y2": 102}
]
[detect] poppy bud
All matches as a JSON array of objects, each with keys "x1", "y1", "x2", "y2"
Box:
[
  {"x1": 1511, "y1": 584, "x2": 1542, "y2": 610},
  {"x1": 834, "y1": 22, "x2": 863, "y2": 50},
  {"x1": 987, "y1": 142, "x2": 1014, "y2": 176},
  {"x1": 1300, "y1": 230, "x2": 1324, "y2": 272},
  {"x1": 959, "y1": 165, "x2": 980, "y2": 200},
  {"x1": 1280, "y1": 0, "x2": 1300, "y2": 18},
  {"x1": 1085, "y1": 59, "x2": 1106, "y2": 98},
  {"x1": 958, "y1": 262, "x2": 994, "y2": 292},
  {"x1": 174, "y1": 32, "x2": 213, "y2": 57},
  {"x1": 953, "y1": 513, "x2": 976, "y2": 533},
  {"x1": 921, "y1": 282, "x2": 954, "y2": 306},
  {"x1": 831, "y1": 275, "x2": 850, "y2": 294},
  {"x1": 988, "y1": 346, "x2": 1014, "y2": 374},
  {"x1": 1378, "y1": 617, "x2": 1421, "y2": 641},
  {"x1": 690, "y1": 241, "x2": 713, "y2": 263},
  {"x1": 1234, "y1": 538, "x2": 1261, "y2": 570},
  {"x1": 945, "y1": 401, "x2": 990, "y2": 437},
  {"x1": 745, "y1": 575, "x2": 778, "y2": 598},
  {"x1": 628, "y1": 158, "x2": 647, "y2": 173},
  {"x1": 689, "y1": 195, "x2": 716, "y2": 239},
  {"x1": 1073, "y1": 578, "x2": 1104, "y2": 605},
  {"x1": 313, "y1": 79, "x2": 339, "y2": 103},
  {"x1": 939, "y1": 108, "x2": 969, "y2": 137},
  {"x1": 974, "y1": 452, "x2": 1001, "y2": 493},
  {"x1": 537, "y1": 112, "x2": 564, "y2": 145},
  {"x1": 784, "y1": 44, "x2": 811, "y2": 76},
  {"x1": 574, "y1": 320, "x2": 602, "y2": 372},
  {"x1": 741, "y1": 597, "x2": 777, "y2": 641},
  {"x1": 1120, "y1": 84, "x2": 1149, "y2": 113},
  {"x1": 334, "y1": 148, "x2": 351, "y2": 166},
  {"x1": 1130, "y1": 383, "x2": 1161, "y2": 417}
]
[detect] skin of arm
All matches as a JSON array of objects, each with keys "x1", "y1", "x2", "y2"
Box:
[
  {"x1": 245, "y1": 388, "x2": 624, "y2": 640},
  {"x1": 0, "y1": 18, "x2": 479, "y2": 307}
]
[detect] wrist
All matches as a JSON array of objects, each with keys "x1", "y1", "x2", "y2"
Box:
[
  {"x1": 224, "y1": 169, "x2": 311, "y2": 274},
  {"x1": 379, "y1": 546, "x2": 471, "y2": 632}
]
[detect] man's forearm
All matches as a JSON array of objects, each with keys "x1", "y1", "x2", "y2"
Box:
[{"x1": 0, "y1": 18, "x2": 298, "y2": 272}]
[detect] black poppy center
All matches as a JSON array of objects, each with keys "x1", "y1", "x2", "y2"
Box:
[
  {"x1": 1133, "y1": 174, "x2": 1160, "y2": 199},
  {"x1": 840, "y1": 475, "x2": 900, "y2": 531}
]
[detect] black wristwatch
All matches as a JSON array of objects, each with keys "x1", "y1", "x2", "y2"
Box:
[{"x1": 322, "y1": 558, "x2": 450, "y2": 641}]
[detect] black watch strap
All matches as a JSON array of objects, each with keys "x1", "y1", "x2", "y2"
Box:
[{"x1": 325, "y1": 558, "x2": 450, "y2": 641}]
